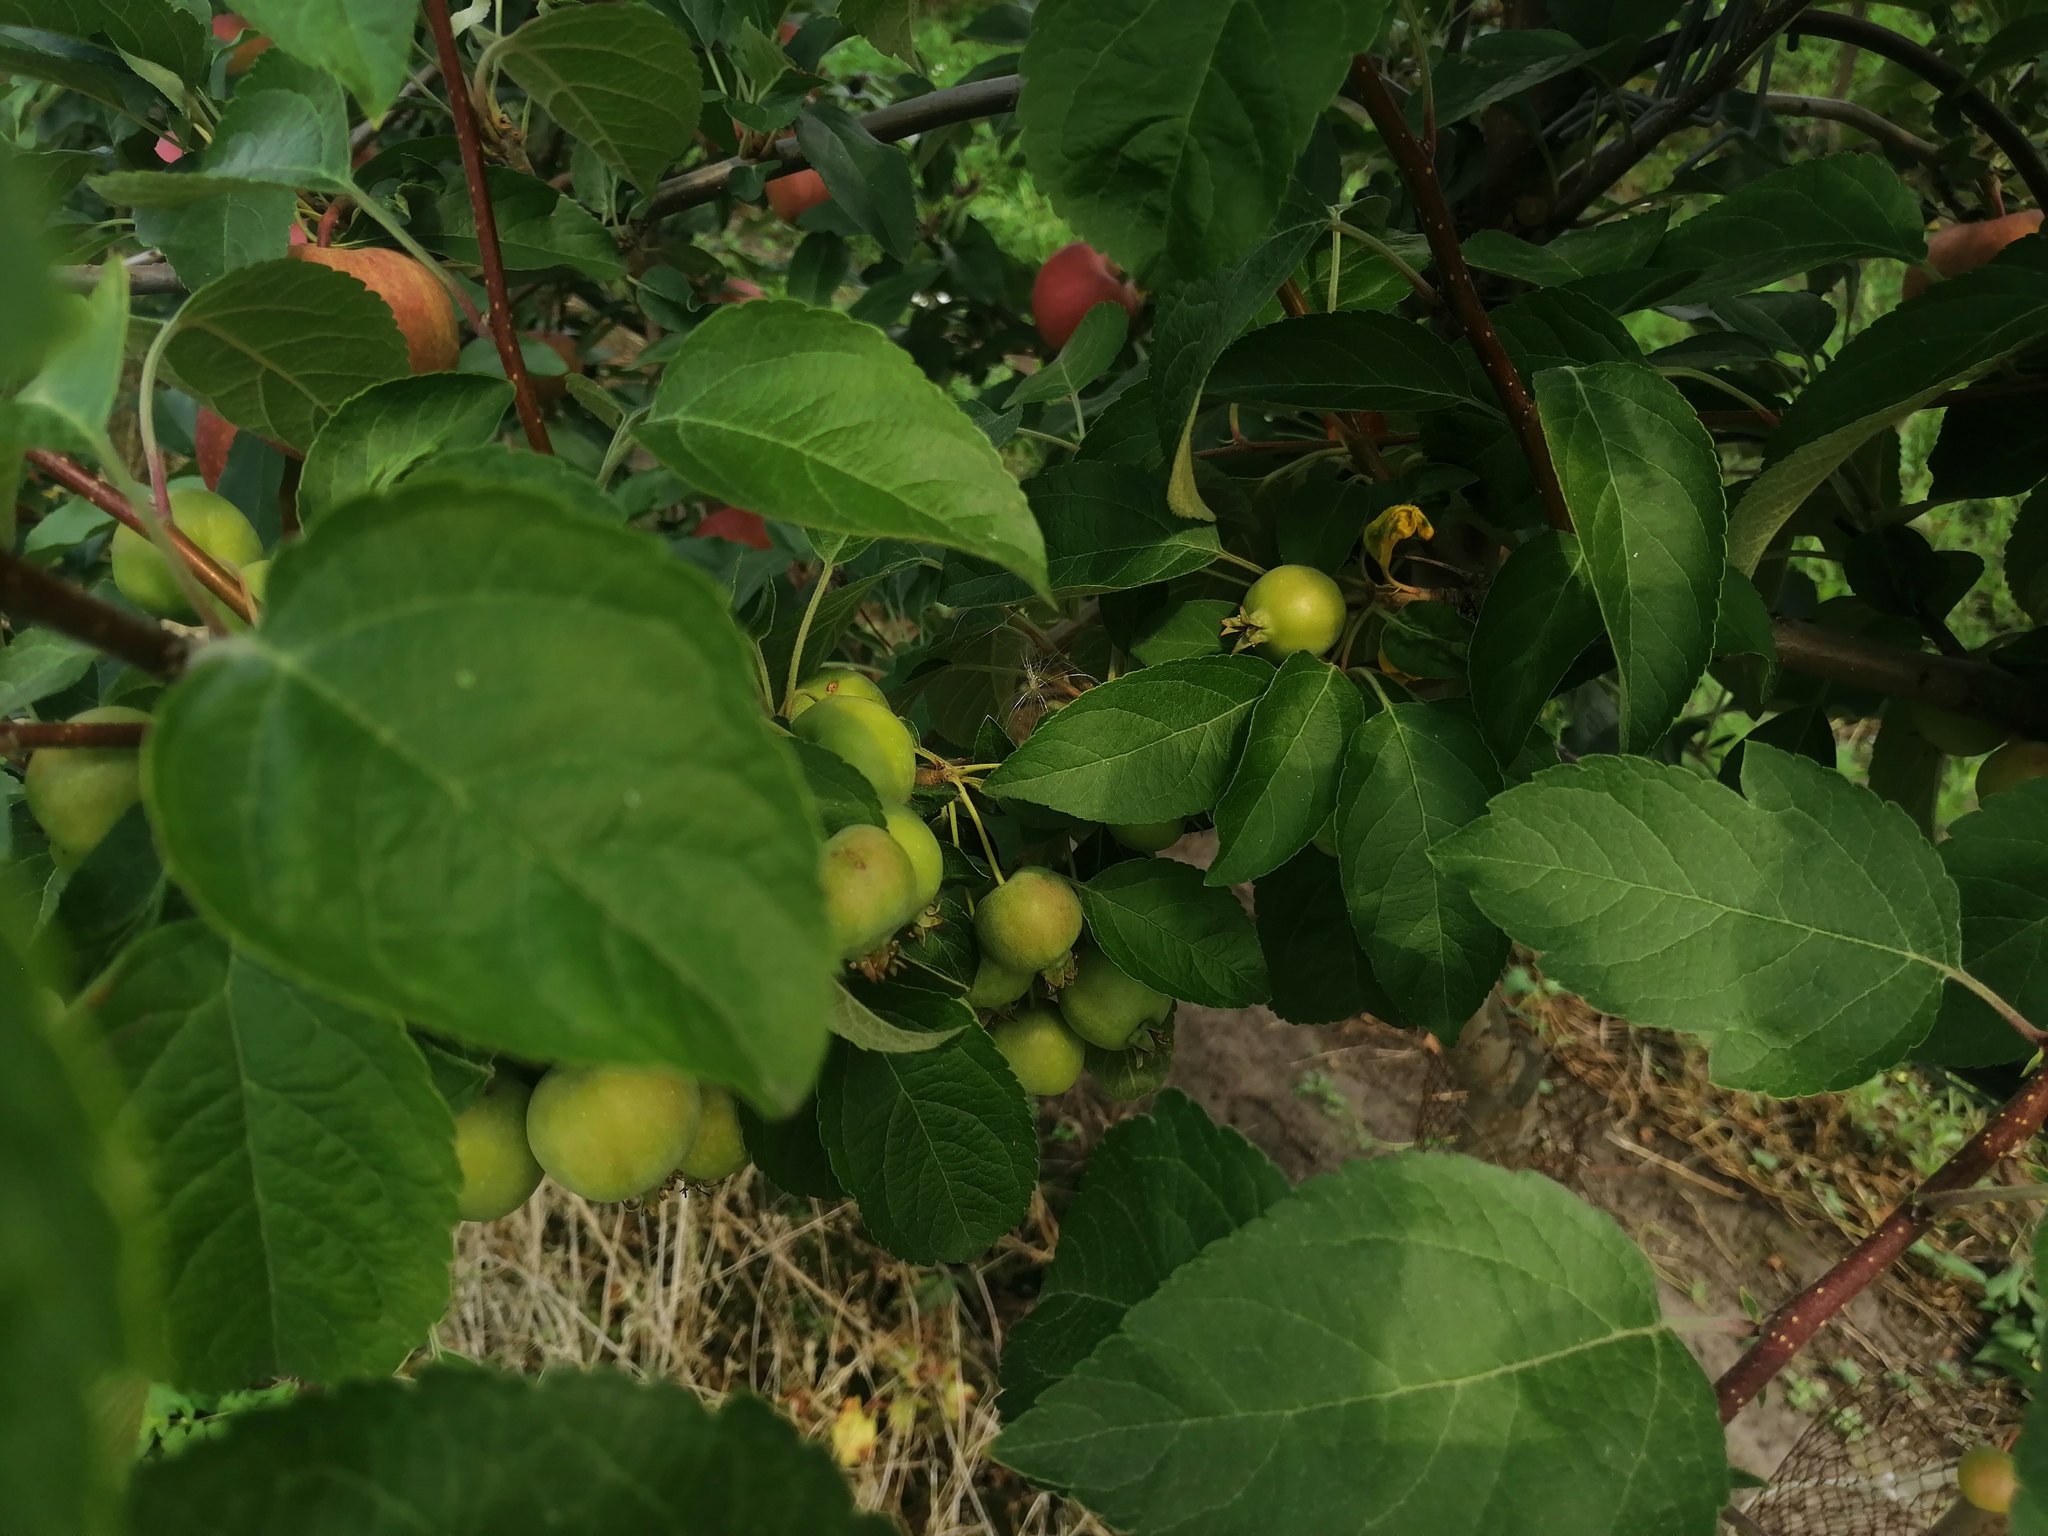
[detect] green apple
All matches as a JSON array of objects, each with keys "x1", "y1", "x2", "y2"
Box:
[
  {"x1": 987, "y1": 1005, "x2": 1086, "y2": 1095},
  {"x1": 793, "y1": 694, "x2": 916, "y2": 804},
  {"x1": 885, "y1": 804, "x2": 944, "y2": 910},
  {"x1": 23, "y1": 706, "x2": 153, "y2": 868},
  {"x1": 1087, "y1": 1027, "x2": 1175, "y2": 1100},
  {"x1": 1059, "y1": 949, "x2": 1170, "y2": 1049},
  {"x1": 1236, "y1": 564, "x2": 1346, "y2": 660},
  {"x1": 966, "y1": 956, "x2": 1032, "y2": 1009},
  {"x1": 1910, "y1": 701, "x2": 2007, "y2": 757},
  {"x1": 453, "y1": 1076, "x2": 544, "y2": 1222},
  {"x1": 821, "y1": 823, "x2": 919, "y2": 960},
  {"x1": 676, "y1": 1084, "x2": 749, "y2": 1181},
  {"x1": 1958, "y1": 1447, "x2": 2015, "y2": 1513},
  {"x1": 974, "y1": 866, "x2": 1083, "y2": 973},
  {"x1": 111, "y1": 486, "x2": 263, "y2": 620},
  {"x1": 1978, "y1": 740, "x2": 2048, "y2": 799},
  {"x1": 525, "y1": 1064, "x2": 701, "y2": 1203},
  {"x1": 789, "y1": 668, "x2": 889, "y2": 719},
  {"x1": 1108, "y1": 820, "x2": 1182, "y2": 853}
]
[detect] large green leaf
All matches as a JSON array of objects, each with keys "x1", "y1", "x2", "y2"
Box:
[
  {"x1": 1921, "y1": 780, "x2": 2048, "y2": 1067},
  {"x1": 1426, "y1": 29, "x2": 1604, "y2": 122},
  {"x1": 816, "y1": 1030, "x2": 1037, "y2": 1263},
  {"x1": 828, "y1": 976, "x2": 971, "y2": 1054},
  {"x1": 1535, "y1": 362, "x2": 1725, "y2": 753},
  {"x1": 1079, "y1": 857, "x2": 1268, "y2": 1007},
  {"x1": 1434, "y1": 747, "x2": 1961, "y2": 1094},
  {"x1": 1007, "y1": 301, "x2": 1130, "y2": 408},
  {"x1": 133, "y1": 185, "x2": 296, "y2": 294},
  {"x1": 1652, "y1": 155, "x2": 1924, "y2": 304},
  {"x1": 1017, "y1": 0, "x2": 1387, "y2": 285},
  {"x1": 942, "y1": 462, "x2": 1219, "y2": 607},
  {"x1": 161, "y1": 259, "x2": 410, "y2": 452},
  {"x1": 1728, "y1": 237, "x2": 2048, "y2": 572},
  {"x1": 496, "y1": 4, "x2": 703, "y2": 193},
  {"x1": 411, "y1": 167, "x2": 627, "y2": 280},
  {"x1": 641, "y1": 302, "x2": 1048, "y2": 591},
  {"x1": 298, "y1": 374, "x2": 515, "y2": 525},
  {"x1": 997, "y1": 1152, "x2": 1727, "y2": 1536},
  {"x1": 88, "y1": 923, "x2": 455, "y2": 1391},
  {"x1": 982, "y1": 655, "x2": 1271, "y2": 821},
  {"x1": 0, "y1": 627, "x2": 94, "y2": 715},
  {"x1": 796, "y1": 104, "x2": 919, "y2": 265},
  {"x1": 234, "y1": 0, "x2": 419, "y2": 118},
  {"x1": 0, "y1": 919, "x2": 128, "y2": 1536},
  {"x1": 1488, "y1": 287, "x2": 1644, "y2": 376},
  {"x1": 1336, "y1": 702, "x2": 1505, "y2": 1039},
  {"x1": 1256, "y1": 846, "x2": 1397, "y2": 1025},
  {"x1": 1208, "y1": 652, "x2": 1361, "y2": 885},
  {"x1": 999, "y1": 1090, "x2": 1289, "y2": 1418},
  {"x1": 0, "y1": 0, "x2": 207, "y2": 84},
  {"x1": 1207, "y1": 311, "x2": 1479, "y2": 414},
  {"x1": 129, "y1": 1367, "x2": 896, "y2": 1535},
  {"x1": 9, "y1": 255, "x2": 127, "y2": 456},
  {"x1": 201, "y1": 50, "x2": 353, "y2": 192},
  {"x1": 41, "y1": 804, "x2": 165, "y2": 988},
  {"x1": 0, "y1": 144, "x2": 65, "y2": 391},
  {"x1": 144, "y1": 484, "x2": 833, "y2": 1114},
  {"x1": 1466, "y1": 530, "x2": 1603, "y2": 765},
  {"x1": 1463, "y1": 213, "x2": 1668, "y2": 288}
]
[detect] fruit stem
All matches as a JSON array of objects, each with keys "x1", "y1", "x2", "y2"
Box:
[
  {"x1": 135, "y1": 313, "x2": 235, "y2": 635},
  {"x1": 422, "y1": 0, "x2": 554, "y2": 456},
  {"x1": 954, "y1": 785, "x2": 1005, "y2": 884},
  {"x1": 1212, "y1": 549, "x2": 1268, "y2": 579},
  {"x1": 1011, "y1": 426, "x2": 1079, "y2": 453},
  {"x1": 1942, "y1": 968, "x2": 2047, "y2": 1049},
  {"x1": 781, "y1": 559, "x2": 837, "y2": 717},
  {"x1": 1331, "y1": 221, "x2": 1439, "y2": 307}
]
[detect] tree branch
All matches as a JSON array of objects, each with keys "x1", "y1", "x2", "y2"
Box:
[
  {"x1": 61, "y1": 260, "x2": 184, "y2": 295},
  {"x1": 0, "y1": 549, "x2": 187, "y2": 680},
  {"x1": 1345, "y1": 55, "x2": 1573, "y2": 533},
  {"x1": 1760, "y1": 93, "x2": 1942, "y2": 168},
  {"x1": 422, "y1": 0, "x2": 552, "y2": 456},
  {"x1": 649, "y1": 75, "x2": 1024, "y2": 216},
  {"x1": 26, "y1": 449, "x2": 254, "y2": 625},
  {"x1": 0, "y1": 720, "x2": 149, "y2": 755},
  {"x1": 1769, "y1": 617, "x2": 2048, "y2": 740},
  {"x1": 1715, "y1": 1061, "x2": 2048, "y2": 1420}
]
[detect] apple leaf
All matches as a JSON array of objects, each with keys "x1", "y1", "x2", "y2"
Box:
[
  {"x1": 200, "y1": 49, "x2": 352, "y2": 192},
  {"x1": 1922, "y1": 780, "x2": 2048, "y2": 1067},
  {"x1": 1080, "y1": 857, "x2": 1269, "y2": 1008},
  {"x1": 1466, "y1": 529, "x2": 1604, "y2": 765},
  {"x1": 1207, "y1": 311, "x2": 1481, "y2": 414},
  {"x1": 232, "y1": 0, "x2": 419, "y2": 119},
  {"x1": 641, "y1": 301, "x2": 1049, "y2": 591},
  {"x1": 86, "y1": 922, "x2": 456, "y2": 1391},
  {"x1": 298, "y1": 374, "x2": 515, "y2": 524},
  {"x1": 1208, "y1": 652, "x2": 1362, "y2": 886},
  {"x1": 6, "y1": 256, "x2": 127, "y2": 457},
  {"x1": 0, "y1": 0, "x2": 207, "y2": 84},
  {"x1": 0, "y1": 142, "x2": 66, "y2": 390},
  {"x1": 144, "y1": 483, "x2": 834, "y2": 1114},
  {"x1": 796, "y1": 104, "x2": 920, "y2": 264},
  {"x1": 133, "y1": 185, "x2": 296, "y2": 293}
]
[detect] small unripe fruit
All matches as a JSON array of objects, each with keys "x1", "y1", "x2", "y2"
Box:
[
  {"x1": 24, "y1": 706, "x2": 153, "y2": 868},
  {"x1": 1904, "y1": 210, "x2": 2044, "y2": 299},
  {"x1": 111, "y1": 487, "x2": 263, "y2": 620},
  {"x1": 885, "y1": 804, "x2": 944, "y2": 910},
  {"x1": 822, "y1": 823, "x2": 920, "y2": 960},
  {"x1": 1978, "y1": 740, "x2": 2048, "y2": 799},
  {"x1": 1236, "y1": 565, "x2": 1346, "y2": 660},
  {"x1": 1910, "y1": 701, "x2": 2008, "y2": 757},
  {"x1": 525, "y1": 1064, "x2": 701, "y2": 1203},
  {"x1": 1108, "y1": 820, "x2": 1182, "y2": 853},
  {"x1": 987, "y1": 1005, "x2": 1087, "y2": 1095},
  {"x1": 975, "y1": 866, "x2": 1083, "y2": 974},
  {"x1": 1957, "y1": 1446, "x2": 2016, "y2": 1513},
  {"x1": 1059, "y1": 950, "x2": 1170, "y2": 1050},
  {"x1": 453, "y1": 1076, "x2": 544, "y2": 1222},
  {"x1": 676, "y1": 1085, "x2": 749, "y2": 1181},
  {"x1": 289, "y1": 245, "x2": 460, "y2": 373},
  {"x1": 1031, "y1": 242, "x2": 1143, "y2": 351},
  {"x1": 766, "y1": 168, "x2": 831, "y2": 223},
  {"x1": 793, "y1": 695, "x2": 916, "y2": 804},
  {"x1": 789, "y1": 668, "x2": 890, "y2": 719},
  {"x1": 967, "y1": 956, "x2": 1032, "y2": 1009}
]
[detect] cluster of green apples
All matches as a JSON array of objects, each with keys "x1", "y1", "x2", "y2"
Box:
[
  {"x1": 1904, "y1": 702, "x2": 2048, "y2": 800},
  {"x1": 450, "y1": 1063, "x2": 751, "y2": 1223}
]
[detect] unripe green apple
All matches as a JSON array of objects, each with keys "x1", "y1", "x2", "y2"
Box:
[
  {"x1": 1958, "y1": 1446, "x2": 2015, "y2": 1513},
  {"x1": 987, "y1": 1005, "x2": 1086, "y2": 1096},
  {"x1": 23, "y1": 706, "x2": 153, "y2": 868},
  {"x1": 676, "y1": 1084, "x2": 749, "y2": 1181},
  {"x1": 885, "y1": 804, "x2": 944, "y2": 910},
  {"x1": 525, "y1": 1064, "x2": 701, "y2": 1203},
  {"x1": 821, "y1": 823, "x2": 920, "y2": 960},
  {"x1": 452, "y1": 1076, "x2": 544, "y2": 1222},
  {"x1": 793, "y1": 695, "x2": 916, "y2": 804},
  {"x1": 1088, "y1": 1030, "x2": 1175, "y2": 1100},
  {"x1": 1910, "y1": 701, "x2": 2008, "y2": 757},
  {"x1": 789, "y1": 668, "x2": 889, "y2": 719},
  {"x1": 1059, "y1": 949, "x2": 1170, "y2": 1049},
  {"x1": 1108, "y1": 820, "x2": 1182, "y2": 853},
  {"x1": 967, "y1": 956, "x2": 1032, "y2": 1009},
  {"x1": 111, "y1": 487, "x2": 263, "y2": 620},
  {"x1": 1978, "y1": 740, "x2": 2048, "y2": 799},
  {"x1": 975, "y1": 866, "x2": 1083, "y2": 974},
  {"x1": 1237, "y1": 564, "x2": 1346, "y2": 660}
]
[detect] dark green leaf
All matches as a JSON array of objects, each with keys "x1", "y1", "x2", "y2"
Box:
[
  {"x1": 999, "y1": 1090, "x2": 1289, "y2": 1418},
  {"x1": 1080, "y1": 857, "x2": 1268, "y2": 1007},
  {"x1": 413, "y1": 1032, "x2": 493, "y2": 1116},
  {"x1": 399, "y1": 443, "x2": 623, "y2": 526},
  {"x1": 983, "y1": 654, "x2": 1271, "y2": 821},
  {"x1": 1377, "y1": 600, "x2": 1473, "y2": 680},
  {"x1": 1467, "y1": 531, "x2": 1602, "y2": 764},
  {"x1": 996, "y1": 1152, "x2": 1727, "y2": 1536},
  {"x1": 1209, "y1": 652, "x2": 1361, "y2": 885},
  {"x1": 1434, "y1": 746, "x2": 1961, "y2": 1094},
  {"x1": 828, "y1": 976, "x2": 972, "y2": 1054},
  {"x1": 0, "y1": 38, "x2": 154, "y2": 121},
  {"x1": 796, "y1": 104, "x2": 919, "y2": 264},
  {"x1": 1488, "y1": 287, "x2": 1645, "y2": 376},
  {"x1": 1929, "y1": 394, "x2": 2048, "y2": 503},
  {"x1": 1866, "y1": 707, "x2": 1940, "y2": 840},
  {"x1": 0, "y1": 626, "x2": 94, "y2": 715},
  {"x1": 1128, "y1": 596, "x2": 1235, "y2": 666},
  {"x1": 1426, "y1": 30, "x2": 1604, "y2": 123},
  {"x1": 1921, "y1": 781, "x2": 2048, "y2": 1068},
  {"x1": 817, "y1": 1030, "x2": 1037, "y2": 1262},
  {"x1": 1535, "y1": 362, "x2": 1726, "y2": 752},
  {"x1": 133, "y1": 185, "x2": 295, "y2": 293},
  {"x1": 1008, "y1": 301, "x2": 1130, "y2": 407},
  {"x1": 1207, "y1": 311, "x2": 1479, "y2": 414},
  {"x1": 145, "y1": 483, "x2": 832, "y2": 1114},
  {"x1": 0, "y1": 0, "x2": 207, "y2": 84},
  {"x1": 42, "y1": 802, "x2": 164, "y2": 986},
  {"x1": 8, "y1": 251, "x2": 127, "y2": 454},
  {"x1": 412, "y1": 167, "x2": 627, "y2": 280},
  {"x1": 1551, "y1": 0, "x2": 1685, "y2": 48},
  {"x1": 299, "y1": 374, "x2": 515, "y2": 525},
  {"x1": 792, "y1": 738, "x2": 887, "y2": 834},
  {"x1": 201, "y1": 51, "x2": 353, "y2": 192},
  {"x1": 1256, "y1": 846, "x2": 1398, "y2": 1025},
  {"x1": 737, "y1": 1096, "x2": 844, "y2": 1198},
  {"x1": 233, "y1": 0, "x2": 416, "y2": 117}
]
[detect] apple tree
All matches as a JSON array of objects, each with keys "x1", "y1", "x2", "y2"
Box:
[{"x1": 2, "y1": 0, "x2": 2048, "y2": 1532}]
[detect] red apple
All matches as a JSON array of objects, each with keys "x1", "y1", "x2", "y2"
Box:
[
  {"x1": 720, "y1": 277, "x2": 766, "y2": 303},
  {"x1": 1904, "y1": 209, "x2": 2044, "y2": 299},
  {"x1": 195, "y1": 408, "x2": 236, "y2": 490},
  {"x1": 525, "y1": 330, "x2": 583, "y2": 407},
  {"x1": 696, "y1": 507, "x2": 772, "y2": 550},
  {"x1": 212, "y1": 13, "x2": 272, "y2": 74},
  {"x1": 288, "y1": 246, "x2": 460, "y2": 373},
  {"x1": 154, "y1": 138, "x2": 183, "y2": 164},
  {"x1": 1031, "y1": 242, "x2": 1142, "y2": 351},
  {"x1": 766, "y1": 169, "x2": 831, "y2": 225}
]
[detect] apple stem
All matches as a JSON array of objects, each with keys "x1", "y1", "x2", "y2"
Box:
[
  {"x1": 782, "y1": 560, "x2": 838, "y2": 717},
  {"x1": 135, "y1": 313, "x2": 235, "y2": 634},
  {"x1": 1, "y1": 720, "x2": 149, "y2": 756},
  {"x1": 423, "y1": 0, "x2": 553, "y2": 456},
  {"x1": 0, "y1": 546, "x2": 187, "y2": 680}
]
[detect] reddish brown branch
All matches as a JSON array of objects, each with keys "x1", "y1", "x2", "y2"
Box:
[
  {"x1": 26, "y1": 450, "x2": 255, "y2": 625},
  {"x1": 1770, "y1": 617, "x2": 2048, "y2": 740},
  {"x1": 1345, "y1": 56, "x2": 1572, "y2": 533},
  {"x1": 0, "y1": 549, "x2": 186, "y2": 679},
  {"x1": 423, "y1": 0, "x2": 551, "y2": 456},
  {"x1": 1716, "y1": 1065, "x2": 2048, "y2": 1420},
  {"x1": 1, "y1": 720, "x2": 148, "y2": 755}
]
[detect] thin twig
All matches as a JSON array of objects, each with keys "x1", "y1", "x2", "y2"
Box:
[
  {"x1": 1759, "y1": 93, "x2": 1941, "y2": 166},
  {"x1": 0, "y1": 548, "x2": 186, "y2": 679},
  {"x1": 1920, "y1": 1182, "x2": 2048, "y2": 1210},
  {"x1": 423, "y1": 0, "x2": 552, "y2": 455},
  {"x1": 1346, "y1": 56, "x2": 1572, "y2": 533},
  {"x1": 1, "y1": 720, "x2": 149, "y2": 755},
  {"x1": 1770, "y1": 616, "x2": 2048, "y2": 740}
]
